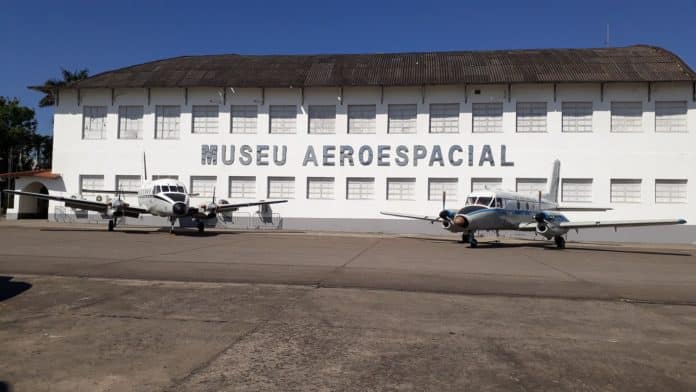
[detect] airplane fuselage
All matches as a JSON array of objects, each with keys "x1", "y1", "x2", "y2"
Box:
[
  {"x1": 136, "y1": 179, "x2": 191, "y2": 218},
  {"x1": 439, "y1": 190, "x2": 567, "y2": 236}
]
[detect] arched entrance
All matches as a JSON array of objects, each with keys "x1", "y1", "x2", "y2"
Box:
[{"x1": 17, "y1": 181, "x2": 49, "y2": 219}]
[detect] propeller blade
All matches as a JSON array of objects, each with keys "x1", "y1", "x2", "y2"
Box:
[
  {"x1": 212, "y1": 186, "x2": 216, "y2": 204},
  {"x1": 442, "y1": 191, "x2": 446, "y2": 211}
]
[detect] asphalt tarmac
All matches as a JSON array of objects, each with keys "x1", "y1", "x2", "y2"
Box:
[{"x1": 1, "y1": 222, "x2": 695, "y2": 391}]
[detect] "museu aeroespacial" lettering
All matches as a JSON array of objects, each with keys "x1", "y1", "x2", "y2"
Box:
[{"x1": 200, "y1": 144, "x2": 514, "y2": 167}]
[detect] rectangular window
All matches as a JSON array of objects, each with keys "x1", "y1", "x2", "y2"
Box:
[
  {"x1": 79, "y1": 175, "x2": 104, "y2": 194},
  {"x1": 562, "y1": 179, "x2": 593, "y2": 203},
  {"x1": 155, "y1": 105, "x2": 180, "y2": 139},
  {"x1": 611, "y1": 102, "x2": 642, "y2": 132},
  {"x1": 387, "y1": 178, "x2": 416, "y2": 200},
  {"x1": 118, "y1": 106, "x2": 144, "y2": 139},
  {"x1": 192, "y1": 105, "x2": 219, "y2": 134},
  {"x1": 115, "y1": 175, "x2": 141, "y2": 193},
  {"x1": 190, "y1": 176, "x2": 217, "y2": 198},
  {"x1": 269, "y1": 105, "x2": 297, "y2": 134},
  {"x1": 655, "y1": 101, "x2": 687, "y2": 133},
  {"x1": 428, "y1": 178, "x2": 458, "y2": 201},
  {"x1": 307, "y1": 177, "x2": 334, "y2": 199},
  {"x1": 152, "y1": 175, "x2": 179, "y2": 180},
  {"x1": 229, "y1": 176, "x2": 256, "y2": 199},
  {"x1": 516, "y1": 102, "x2": 547, "y2": 133},
  {"x1": 268, "y1": 177, "x2": 295, "y2": 199},
  {"x1": 516, "y1": 178, "x2": 547, "y2": 198},
  {"x1": 471, "y1": 178, "x2": 502, "y2": 192},
  {"x1": 472, "y1": 102, "x2": 503, "y2": 133},
  {"x1": 346, "y1": 178, "x2": 374, "y2": 200},
  {"x1": 655, "y1": 179, "x2": 687, "y2": 204},
  {"x1": 231, "y1": 105, "x2": 257, "y2": 134},
  {"x1": 348, "y1": 105, "x2": 376, "y2": 134},
  {"x1": 562, "y1": 102, "x2": 593, "y2": 133},
  {"x1": 83, "y1": 106, "x2": 107, "y2": 140},
  {"x1": 429, "y1": 103, "x2": 459, "y2": 133},
  {"x1": 610, "y1": 179, "x2": 642, "y2": 203},
  {"x1": 388, "y1": 104, "x2": 417, "y2": 134},
  {"x1": 308, "y1": 105, "x2": 336, "y2": 134}
]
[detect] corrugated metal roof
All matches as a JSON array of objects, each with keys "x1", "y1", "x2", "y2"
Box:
[{"x1": 66, "y1": 45, "x2": 696, "y2": 90}]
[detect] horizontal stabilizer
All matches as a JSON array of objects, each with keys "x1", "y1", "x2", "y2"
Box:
[
  {"x1": 550, "y1": 206, "x2": 612, "y2": 212},
  {"x1": 380, "y1": 211, "x2": 441, "y2": 222},
  {"x1": 81, "y1": 189, "x2": 138, "y2": 195}
]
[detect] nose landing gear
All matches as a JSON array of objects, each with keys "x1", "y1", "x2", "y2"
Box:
[
  {"x1": 169, "y1": 217, "x2": 177, "y2": 234},
  {"x1": 197, "y1": 221, "x2": 205, "y2": 233},
  {"x1": 462, "y1": 231, "x2": 478, "y2": 248},
  {"x1": 554, "y1": 235, "x2": 566, "y2": 249}
]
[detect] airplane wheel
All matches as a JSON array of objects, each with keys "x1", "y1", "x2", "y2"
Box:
[
  {"x1": 197, "y1": 222, "x2": 205, "y2": 233},
  {"x1": 554, "y1": 236, "x2": 565, "y2": 249},
  {"x1": 470, "y1": 238, "x2": 478, "y2": 248},
  {"x1": 108, "y1": 220, "x2": 114, "y2": 232}
]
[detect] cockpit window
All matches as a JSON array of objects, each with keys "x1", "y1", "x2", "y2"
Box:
[
  {"x1": 477, "y1": 197, "x2": 492, "y2": 206},
  {"x1": 161, "y1": 185, "x2": 170, "y2": 192},
  {"x1": 466, "y1": 197, "x2": 477, "y2": 206},
  {"x1": 494, "y1": 198, "x2": 503, "y2": 208},
  {"x1": 153, "y1": 186, "x2": 161, "y2": 194},
  {"x1": 177, "y1": 186, "x2": 185, "y2": 193}
]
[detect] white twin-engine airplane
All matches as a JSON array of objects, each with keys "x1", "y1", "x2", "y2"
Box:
[
  {"x1": 4, "y1": 156, "x2": 287, "y2": 233},
  {"x1": 381, "y1": 160, "x2": 686, "y2": 249}
]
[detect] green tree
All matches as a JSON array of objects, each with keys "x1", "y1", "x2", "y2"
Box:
[
  {"x1": 38, "y1": 68, "x2": 89, "y2": 107},
  {"x1": 0, "y1": 97, "x2": 39, "y2": 173}
]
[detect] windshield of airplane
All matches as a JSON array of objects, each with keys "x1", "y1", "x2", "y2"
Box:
[
  {"x1": 178, "y1": 186, "x2": 185, "y2": 193},
  {"x1": 466, "y1": 197, "x2": 477, "y2": 206},
  {"x1": 477, "y1": 197, "x2": 492, "y2": 206}
]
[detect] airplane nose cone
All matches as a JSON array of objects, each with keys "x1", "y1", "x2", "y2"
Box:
[{"x1": 172, "y1": 202, "x2": 187, "y2": 216}]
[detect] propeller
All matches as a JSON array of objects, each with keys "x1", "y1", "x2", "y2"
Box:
[
  {"x1": 438, "y1": 191, "x2": 449, "y2": 221},
  {"x1": 442, "y1": 191, "x2": 446, "y2": 211}
]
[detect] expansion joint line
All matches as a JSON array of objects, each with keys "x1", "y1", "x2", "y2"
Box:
[{"x1": 316, "y1": 238, "x2": 382, "y2": 288}]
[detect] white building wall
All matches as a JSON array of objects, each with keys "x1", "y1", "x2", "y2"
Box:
[{"x1": 10, "y1": 82, "x2": 695, "y2": 226}]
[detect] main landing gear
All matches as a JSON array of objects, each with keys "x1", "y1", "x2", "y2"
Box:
[
  {"x1": 169, "y1": 217, "x2": 177, "y2": 234},
  {"x1": 554, "y1": 235, "x2": 566, "y2": 249},
  {"x1": 108, "y1": 216, "x2": 120, "y2": 232},
  {"x1": 197, "y1": 221, "x2": 205, "y2": 233},
  {"x1": 463, "y1": 232, "x2": 478, "y2": 248}
]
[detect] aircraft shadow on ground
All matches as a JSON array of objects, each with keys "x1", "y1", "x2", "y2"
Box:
[
  {"x1": 407, "y1": 237, "x2": 691, "y2": 256},
  {"x1": 0, "y1": 276, "x2": 31, "y2": 302},
  {"x1": 0, "y1": 381, "x2": 11, "y2": 392}
]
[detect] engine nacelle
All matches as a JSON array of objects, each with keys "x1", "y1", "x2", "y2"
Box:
[
  {"x1": 536, "y1": 223, "x2": 565, "y2": 239},
  {"x1": 441, "y1": 220, "x2": 451, "y2": 230}
]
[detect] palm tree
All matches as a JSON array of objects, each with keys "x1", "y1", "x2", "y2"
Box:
[{"x1": 37, "y1": 68, "x2": 89, "y2": 107}]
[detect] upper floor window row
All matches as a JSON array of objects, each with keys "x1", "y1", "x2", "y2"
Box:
[{"x1": 80, "y1": 100, "x2": 691, "y2": 139}]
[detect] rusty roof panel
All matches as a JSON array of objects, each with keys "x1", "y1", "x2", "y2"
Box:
[{"x1": 70, "y1": 45, "x2": 696, "y2": 90}]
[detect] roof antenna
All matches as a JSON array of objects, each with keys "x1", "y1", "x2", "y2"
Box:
[{"x1": 605, "y1": 24, "x2": 610, "y2": 47}]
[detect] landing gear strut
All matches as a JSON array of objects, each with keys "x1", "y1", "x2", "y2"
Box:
[
  {"x1": 554, "y1": 235, "x2": 566, "y2": 249},
  {"x1": 463, "y1": 232, "x2": 478, "y2": 248},
  {"x1": 197, "y1": 221, "x2": 205, "y2": 233},
  {"x1": 108, "y1": 219, "x2": 115, "y2": 232},
  {"x1": 169, "y1": 217, "x2": 177, "y2": 234}
]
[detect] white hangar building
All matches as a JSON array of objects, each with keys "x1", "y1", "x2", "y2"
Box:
[{"x1": 5, "y1": 45, "x2": 696, "y2": 241}]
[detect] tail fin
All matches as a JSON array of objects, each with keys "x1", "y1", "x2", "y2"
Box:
[
  {"x1": 142, "y1": 152, "x2": 148, "y2": 182},
  {"x1": 543, "y1": 159, "x2": 560, "y2": 203}
]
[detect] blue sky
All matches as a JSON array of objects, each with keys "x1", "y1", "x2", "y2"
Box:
[{"x1": 2, "y1": 0, "x2": 695, "y2": 135}]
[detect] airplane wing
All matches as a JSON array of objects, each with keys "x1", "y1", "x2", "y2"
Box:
[
  {"x1": 559, "y1": 219, "x2": 686, "y2": 230},
  {"x1": 380, "y1": 211, "x2": 441, "y2": 222},
  {"x1": 3, "y1": 190, "x2": 148, "y2": 216},
  {"x1": 81, "y1": 189, "x2": 138, "y2": 195},
  {"x1": 215, "y1": 199, "x2": 288, "y2": 213}
]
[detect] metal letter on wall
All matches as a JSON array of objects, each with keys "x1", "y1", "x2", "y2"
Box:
[
  {"x1": 257, "y1": 145, "x2": 270, "y2": 166},
  {"x1": 273, "y1": 145, "x2": 287, "y2": 165},
  {"x1": 395, "y1": 145, "x2": 409, "y2": 166},
  {"x1": 377, "y1": 145, "x2": 391, "y2": 166},
  {"x1": 221, "y1": 145, "x2": 235, "y2": 165},
  {"x1": 239, "y1": 145, "x2": 253, "y2": 166},
  {"x1": 201, "y1": 144, "x2": 218, "y2": 165},
  {"x1": 303, "y1": 146, "x2": 319, "y2": 166},
  {"x1": 339, "y1": 145, "x2": 355, "y2": 166},
  {"x1": 478, "y1": 144, "x2": 495, "y2": 166}
]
